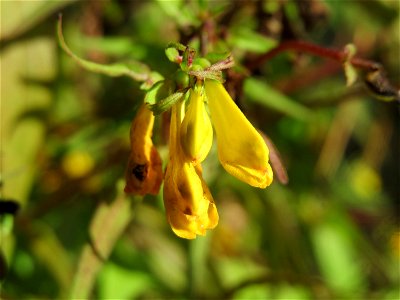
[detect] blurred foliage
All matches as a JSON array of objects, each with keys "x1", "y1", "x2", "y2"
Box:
[{"x1": 1, "y1": 0, "x2": 399, "y2": 299}]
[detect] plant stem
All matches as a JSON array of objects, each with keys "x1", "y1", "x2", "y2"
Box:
[{"x1": 247, "y1": 40, "x2": 381, "y2": 71}]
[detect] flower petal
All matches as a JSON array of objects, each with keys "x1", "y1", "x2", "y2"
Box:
[
  {"x1": 163, "y1": 162, "x2": 209, "y2": 239},
  {"x1": 180, "y1": 87, "x2": 213, "y2": 164},
  {"x1": 195, "y1": 164, "x2": 219, "y2": 229},
  {"x1": 205, "y1": 80, "x2": 273, "y2": 188},
  {"x1": 124, "y1": 104, "x2": 163, "y2": 195}
]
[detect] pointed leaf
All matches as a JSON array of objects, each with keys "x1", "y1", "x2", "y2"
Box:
[
  {"x1": 230, "y1": 28, "x2": 278, "y2": 53},
  {"x1": 244, "y1": 78, "x2": 312, "y2": 120}
]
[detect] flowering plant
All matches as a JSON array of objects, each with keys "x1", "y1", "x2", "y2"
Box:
[{"x1": 124, "y1": 44, "x2": 273, "y2": 238}]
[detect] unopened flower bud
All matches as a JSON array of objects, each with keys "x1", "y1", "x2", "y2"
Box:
[{"x1": 180, "y1": 87, "x2": 213, "y2": 164}]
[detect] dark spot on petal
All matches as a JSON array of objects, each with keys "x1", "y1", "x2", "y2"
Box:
[
  {"x1": 184, "y1": 207, "x2": 192, "y2": 215},
  {"x1": 178, "y1": 183, "x2": 191, "y2": 199},
  {"x1": 132, "y1": 164, "x2": 148, "y2": 181}
]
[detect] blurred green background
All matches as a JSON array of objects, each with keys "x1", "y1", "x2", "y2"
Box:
[{"x1": 1, "y1": 0, "x2": 399, "y2": 299}]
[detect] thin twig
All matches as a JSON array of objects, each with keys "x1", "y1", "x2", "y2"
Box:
[{"x1": 246, "y1": 40, "x2": 381, "y2": 71}]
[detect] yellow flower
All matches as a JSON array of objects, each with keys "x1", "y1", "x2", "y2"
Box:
[
  {"x1": 128, "y1": 75, "x2": 273, "y2": 239},
  {"x1": 204, "y1": 80, "x2": 273, "y2": 188},
  {"x1": 124, "y1": 104, "x2": 163, "y2": 195},
  {"x1": 163, "y1": 102, "x2": 218, "y2": 239},
  {"x1": 62, "y1": 150, "x2": 94, "y2": 179},
  {"x1": 180, "y1": 86, "x2": 213, "y2": 165}
]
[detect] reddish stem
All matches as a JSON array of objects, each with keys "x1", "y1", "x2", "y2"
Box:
[{"x1": 247, "y1": 40, "x2": 381, "y2": 71}]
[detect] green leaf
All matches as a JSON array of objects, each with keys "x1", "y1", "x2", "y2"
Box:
[
  {"x1": 156, "y1": 0, "x2": 200, "y2": 27},
  {"x1": 82, "y1": 36, "x2": 145, "y2": 57},
  {"x1": 30, "y1": 223, "x2": 73, "y2": 296},
  {"x1": 311, "y1": 220, "x2": 365, "y2": 294},
  {"x1": 57, "y1": 16, "x2": 150, "y2": 82},
  {"x1": 229, "y1": 28, "x2": 278, "y2": 53},
  {"x1": 165, "y1": 42, "x2": 186, "y2": 64},
  {"x1": 165, "y1": 47, "x2": 181, "y2": 63},
  {"x1": 233, "y1": 284, "x2": 269, "y2": 300},
  {"x1": 144, "y1": 80, "x2": 169, "y2": 106},
  {"x1": 216, "y1": 257, "x2": 267, "y2": 288},
  {"x1": 2, "y1": 45, "x2": 51, "y2": 205},
  {"x1": 1, "y1": 0, "x2": 77, "y2": 41},
  {"x1": 98, "y1": 263, "x2": 154, "y2": 299},
  {"x1": 244, "y1": 78, "x2": 312, "y2": 120},
  {"x1": 70, "y1": 181, "x2": 135, "y2": 299}
]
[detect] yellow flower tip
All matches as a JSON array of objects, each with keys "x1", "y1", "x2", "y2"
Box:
[
  {"x1": 180, "y1": 88, "x2": 213, "y2": 165},
  {"x1": 204, "y1": 79, "x2": 274, "y2": 188},
  {"x1": 124, "y1": 104, "x2": 163, "y2": 196},
  {"x1": 168, "y1": 207, "x2": 217, "y2": 239},
  {"x1": 223, "y1": 162, "x2": 274, "y2": 188},
  {"x1": 163, "y1": 160, "x2": 219, "y2": 239}
]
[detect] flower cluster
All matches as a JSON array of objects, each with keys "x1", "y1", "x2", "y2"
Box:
[{"x1": 125, "y1": 48, "x2": 273, "y2": 239}]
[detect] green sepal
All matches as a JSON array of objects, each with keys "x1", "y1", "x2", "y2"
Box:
[
  {"x1": 145, "y1": 80, "x2": 188, "y2": 114},
  {"x1": 150, "y1": 90, "x2": 188, "y2": 115}
]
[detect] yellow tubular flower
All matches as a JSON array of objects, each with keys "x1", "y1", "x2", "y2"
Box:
[
  {"x1": 163, "y1": 102, "x2": 218, "y2": 239},
  {"x1": 124, "y1": 104, "x2": 163, "y2": 195},
  {"x1": 180, "y1": 87, "x2": 213, "y2": 164},
  {"x1": 204, "y1": 80, "x2": 273, "y2": 188}
]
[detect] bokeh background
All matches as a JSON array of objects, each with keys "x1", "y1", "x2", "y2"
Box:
[{"x1": 1, "y1": 0, "x2": 399, "y2": 299}]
